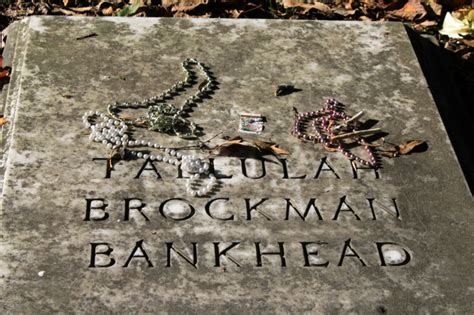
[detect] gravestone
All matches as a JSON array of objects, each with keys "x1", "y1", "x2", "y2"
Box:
[{"x1": 0, "y1": 16, "x2": 473, "y2": 313}]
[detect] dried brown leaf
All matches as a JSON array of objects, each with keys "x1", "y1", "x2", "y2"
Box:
[
  {"x1": 359, "y1": 15, "x2": 373, "y2": 21},
  {"x1": 428, "y1": 0, "x2": 442, "y2": 16},
  {"x1": 214, "y1": 136, "x2": 289, "y2": 157},
  {"x1": 0, "y1": 68, "x2": 10, "y2": 79},
  {"x1": 253, "y1": 140, "x2": 289, "y2": 156},
  {"x1": 76, "y1": 6, "x2": 97, "y2": 13},
  {"x1": 380, "y1": 140, "x2": 427, "y2": 158},
  {"x1": 97, "y1": 1, "x2": 114, "y2": 15},
  {"x1": 359, "y1": 0, "x2": 405, "y2": 10},
  {"x1": 101, "y1": 6, "x2": 114, "y2": 16},
  {"x1": 51, "y1": 7, "x2": 77, "y2": 15},
  {"x1": 228, "y1": 9, "x2": 243, "y2": 18},
  {"x1": 163, "y1": 0, "x2": 208, "y2": 12},
  {"x1": 213, "y1": 143, "x2": 259, "y2": 157},
  {"x1": 97, "y1": 1, "x2": 113, "y2": 10},
  {"x1": 463, "y1": 39, "x2": 474, "y2": 48},
  {"x1": 0, "y1": 116, "x2": 8, "y2": 126},
  {"x1": 224, "y1": 136, "x2": 244, "y2": 145},
  {"x1": 389, "y1": 0, "x2": 427, "y2": 21},
  {"x1": 270, "y1": 145, "x2": 289, "y2": 155},
  {"x1": 63, "y1": 0, "x2": 74, "y2": 7},
  {"x1": 280, "y1": 0, "x2": 331, "y2": 13},
  {"x1": 415, "y1": 20, "x2": 438, "y2": 30},
  {"x1": 333, "y1": 8, "x2": 357, "y2": 17},
  {"x1": 252, "y1": 140, "x2": 275, "y2": 151},
  {"x1": 398, "y1": 139, "x2": 426, "y2": 155}
]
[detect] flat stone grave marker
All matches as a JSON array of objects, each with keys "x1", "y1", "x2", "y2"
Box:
[{"x1": 0, "y1": 16, "x2": 473, "y2": 313}]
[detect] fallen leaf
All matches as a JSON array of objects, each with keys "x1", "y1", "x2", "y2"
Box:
[
  {"x1": 63, "y1": 0, "x2": 74, "y2": 7},
  {"x1": 0, "y1": 56, "x2": 3, "y2": 68},
  {"x1": 213, "y1": 143, "x2": 260, "y2": 157},
  {"x1": 211, "y1": 136, "x2": 245, "y2": 155},
  {"x1": 252, "y1": 140, "x2": 275, "y2": 151},
  {"x1": 70, "y1": 6, "x2": 95, "y2": 13},
  {"x1": 280, "y1": 0, "x2": 331, "y2": 13},
  {"x1": 390, "y1": 0, "x2": 427, "y2": 21},
  {"x1": 463, "y1": 39, "x2": 474, "y2": 48},
  {"x1": 380, "y1": 140, "x2": 427, "y2": 158},
  {"x1": 97, "y1": 1, "x2": 113, "y2": 10},
  {"x1": 116, "y1": 3, "x2": 143, "y2": 16},
  {"x1": 333, "y1": 8, "x2": 358, "y2": 17},
  {"x1": 416, "y1": 20, "x2": 438, "y2": 30},
  {"x1": 51, "y1": 7, "x2": 77, "y2": 15},
  {"x1": 163, "y1": 0, "x2": 208, "y2": 12},
  {"x1": 359, "y1": 0, "x2": 405, "y2": 10},
  {"x1": 439, "y1": 12, "x2": 471, "y2": 38},
  {"x1": 225, "y1": 136, "x2": 244, "y2": 145},
  {"x1": 463, "y1": 9, "x2": 474, "y2": 31},
  {"x1": 270, "y1": 145, "x2": 290, "y2": 155},
  {"x1": 397, "y1": 139, "x2": 426, "y2": 154},
  {"x1": 428, "y1": 0, "x2": 442, "y2": 16},
  {"x1": 228, "y1": 9, "x2": 243, "y2": 18},
  {"x1": 213, "y1": 136, "x2": 289, "y2": 157},
  {"x1": 101, "y1": 6, "x2": 114, "y2": 16},
  {"x1": 466, "y1": 9, "x2": 474, "y2": 22},
  {"x1": 0, "y1": 117, "x2": 8, "y2": 126},
  {"x1": 36, "y1": 2, "x2": 51, "y2": 15},
  {"x1": 359, "y1": 15, "x2": 373, "y2": 21},
  {"x1": 0, "y1": 67, "x2": 10, "y2": 79},
  {"x1": 253, "y1": 140, "x2": 289, "y2": 155},
  {"x1": 173, "y1": 11, "x2": 192, "y2": 17},
  {"x1": 1, "y1": 34, "x2": 6, "y2": 50}
]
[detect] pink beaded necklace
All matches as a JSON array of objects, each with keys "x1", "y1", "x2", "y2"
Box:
[{"x1": 291, "y1": 98, "x2": 378, "y2": 168}]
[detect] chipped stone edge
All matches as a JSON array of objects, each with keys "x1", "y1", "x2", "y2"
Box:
[{"x1": 0, "y1": 18, "x2": 31, "y2": 197}]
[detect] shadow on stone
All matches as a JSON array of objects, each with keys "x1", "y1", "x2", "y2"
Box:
[{"x1": 406, "y1": 26, "x2": 474, "y2": 195}]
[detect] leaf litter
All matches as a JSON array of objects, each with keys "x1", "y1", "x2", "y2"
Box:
[
  {"x1": 212, "y1": 136, "x2": 289, "y2": 158},
  {"x1": 380, "y1": 140, "x2": 428, "y2": 158}
]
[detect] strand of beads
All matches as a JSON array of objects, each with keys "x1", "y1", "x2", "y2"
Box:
[
  {"x1": 181, "y1": 155, "x2": 217, "y2": 197},
  {"x1": 291, "y1": 98, "x2": 377, "y2": 168},
  {"x1": 106, "y1": 58, "x2": 216, "y2": 139},
  {"x1": 82, "y1": 111, "x2": 129, "y2": 150},
  {"x1": 82, "y1": 112, "x2": 218, "y2": 197}
]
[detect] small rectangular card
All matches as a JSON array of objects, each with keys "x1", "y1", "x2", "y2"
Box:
[{"x1": 239, "y1": 113, "x2": 264, "y2": 134}]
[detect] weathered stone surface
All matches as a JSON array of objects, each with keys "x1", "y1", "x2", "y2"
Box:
[{"x1": 0, "y1": 17, "x2": 473, "y2": 313}]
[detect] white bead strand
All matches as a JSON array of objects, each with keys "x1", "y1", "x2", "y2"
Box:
[{"x1": 83, "y1": 111, "x2": 217, "y2": 197}]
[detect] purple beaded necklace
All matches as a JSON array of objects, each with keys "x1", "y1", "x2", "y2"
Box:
[{"x1": 291, "y1": 98, "x2": 377, "y2": 168}]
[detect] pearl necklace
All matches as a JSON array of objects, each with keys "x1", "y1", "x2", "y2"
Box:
[
  {"x1": 82, "y1": 58, "x2": 218, "y2": 197},
  {"x1": 291, "y1": 98, "x2": 377, "y2": 167}
]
